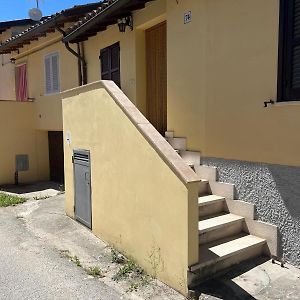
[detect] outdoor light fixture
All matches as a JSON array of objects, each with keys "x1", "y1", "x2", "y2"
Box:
[{"x1": 117, "y1": 16, "x2": 133, "y2": 33}]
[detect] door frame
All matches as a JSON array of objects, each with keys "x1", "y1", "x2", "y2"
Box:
[
  {"x1": 145, "y1": 21, "x2": 167, "y2": 135},
  {"x1": 48, "y1": 131, "x2": 64, "y2": 183}
]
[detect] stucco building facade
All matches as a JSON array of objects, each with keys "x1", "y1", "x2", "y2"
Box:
[{"x1": 0, "y1": 0, "x2": 299, "y2": 296}]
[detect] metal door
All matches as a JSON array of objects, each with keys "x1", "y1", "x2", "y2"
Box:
[{"x1": 73, "y1": 149, "x2": 92, "y2": 229}]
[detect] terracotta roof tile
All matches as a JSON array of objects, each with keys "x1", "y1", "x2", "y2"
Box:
[
  {"x1": 65, "y1": 0, "x2": 117, "y2": 36},
  {"x1": 0, "y1": 2, "x2": 103, "y2": 53}
]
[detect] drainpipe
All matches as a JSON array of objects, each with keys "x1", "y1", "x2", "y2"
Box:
[
  {"x1": 81, "y1": 42, "x2": 87, "y2": 85},
  {"x1": 55, "y1": 25, "x2": 87, "y2": 86},
  {"x1": 77, "y1": 43, "x2": 83, "y2": 86}
]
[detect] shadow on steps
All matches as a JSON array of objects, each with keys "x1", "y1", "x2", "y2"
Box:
[{"x1": 192, "y1": 256, "x2": 269, "y2": 300}]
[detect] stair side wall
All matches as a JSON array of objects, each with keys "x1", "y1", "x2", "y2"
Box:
[{"x1": 62, "y1": 82, "x2": 200, "y2": 296}]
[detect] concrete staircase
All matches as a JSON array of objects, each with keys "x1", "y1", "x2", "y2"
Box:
[{"x1": 165, "y1": 131, "x2": 278, "y2": 287}]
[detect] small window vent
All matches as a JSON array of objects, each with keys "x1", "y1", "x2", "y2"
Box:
[{"x1": 73, "y1": 150, "x2": 90, "y2": 164}]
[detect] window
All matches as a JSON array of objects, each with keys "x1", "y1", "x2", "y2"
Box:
[
  {"x1": 100, "y1": 42, "x2": 120, "y2": 87},
  {"x1": 45, "y1": 52, "x2": 60, "y2": 94},
  {"x1": 15, "y1": 64, "x2": 28, "y2": 101},
  {"x1": 278, "y1": 0, "x2": 300, "y2": 101}
]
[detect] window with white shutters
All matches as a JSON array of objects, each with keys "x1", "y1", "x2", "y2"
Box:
[{"x1": 44, "y1": 52, "x2": 60, "y2": 94}]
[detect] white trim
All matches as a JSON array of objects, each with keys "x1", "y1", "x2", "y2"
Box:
[{"x1": 274, "y1": 100, "x2": 300, "y2": 107}]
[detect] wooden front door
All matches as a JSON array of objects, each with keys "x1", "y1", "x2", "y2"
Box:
[
  {"x1": 48, "y1": 131, "x2": 64, "y2": 183},
  {"x1": 146, "y1": 22, "x2": 167, "y2": 135},
  {"x1": 278, "y1": 0, "x2": 300, "y2": 101}
]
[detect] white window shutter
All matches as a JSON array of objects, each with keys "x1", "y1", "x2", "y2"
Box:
[
  {"x1": 45, "y1": 53, "x2": 60, "y2": 94},
  {"x1": 45, "y1": 56, "x2": 52, "y2": 94},
  {"x1": 51, "y1": 54, "x2": 60, "y2": 93}
]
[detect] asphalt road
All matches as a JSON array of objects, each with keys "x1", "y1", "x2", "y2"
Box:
[
  {"x1": 0, "y1": 196, "x2": 123, "y2": 300},
  {"x1": 1, "y1": 185, "x2": 300, "y2": 300}
]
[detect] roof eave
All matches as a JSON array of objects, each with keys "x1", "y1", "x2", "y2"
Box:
[
  {"x1": 0, "y1": 15, "x2": 62, "y2": 54},
  {"x1": 63, "y1": 0, "x2": 132, "y2": 43},
  {"x1": 0, "y1": 2, "x2": 104, "y2": 54}
]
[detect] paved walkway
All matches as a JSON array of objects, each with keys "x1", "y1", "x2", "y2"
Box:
[
  {"x1": 0, "y1": 195, "x2": 122, "y2": 300},
  {"x1": 0, "y1": 185, "x2": 183, "y2": 300},
  {"x1": 0, "y1": 182, "x2": 300, "y2": 300},
  {"x1": 196, "y1": 258, "x2": 300, "y2": 300}
]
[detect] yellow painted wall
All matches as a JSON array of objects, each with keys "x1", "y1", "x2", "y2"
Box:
[
  {"x1": 14, "y1": 31, "x2": 79, "y2": 131},
  {"x1": 82, "y1": 0, "x2": 299, "y2": 167},
  {"x1": 0, "y1": 29, "x2": 16, "y2": 100},
  {"x1": 0, "y1": 54, "x2": 16, "y2": 100},
  {"x1": 167, "y1": 0, "x2": 207, "y2": 154},
  {"x1": 85, "y1": 0, "x2": 166, "y2": 115},
  {"x1": 62, "y1": 82, "x2": 199, "y2": 295},
  {"x1": 166, "y1": 0, "x2": 300, "y2": 167},
  {"x1": 85, "y1": 25, "x2": 136, "y2": 103},
  {"x1": 0, "y1": 101, "x2": 49, "y2": 184}
]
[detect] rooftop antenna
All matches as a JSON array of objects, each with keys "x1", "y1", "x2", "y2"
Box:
[{"x1": 29, "y1": 0, "x2": 43, "y2": 21}]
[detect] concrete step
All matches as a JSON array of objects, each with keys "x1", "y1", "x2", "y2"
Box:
[
  {"x1": 198, "y1": 195, "x2": 225, "y2": 218},
  {"x1": 189, "y1": 234, "x2": 266, "y2": 285},
  {"x1": 179, "y1": 150, "x2": 201, "y2": 168},
  {"x1": 165, "y1": 131, "x2": 174, "y2": 138},
  {"x1": 198, "y1": 180, "x2": 209, "y2": 196},
  {"x1": 225, "y1": 198, "x2": 255, "y2": 219},
  {"x1": 199, "y1": 213, "x2": 244, "y2": 244},
  {"x1": 209, "y1": 181, "x2": 235, "y2": 200},
  {"x1": 166, "y1": 137, "x2": 187, "y2": 151},
  {"x1": 194, "y1": 165, "x2": 217, "y2": 182}
]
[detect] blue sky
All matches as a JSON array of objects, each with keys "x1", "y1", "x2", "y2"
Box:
[{"x1": 1, "y1": 0, "x2": 99, "y2": 21}]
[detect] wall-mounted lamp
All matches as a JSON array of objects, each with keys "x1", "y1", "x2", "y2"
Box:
[
  {"x1": 10, "y1": 58, "x2": 16, "y2": 64},
  {"x1": 117, "y1": 16, "x2": 133, "y2": 33}
]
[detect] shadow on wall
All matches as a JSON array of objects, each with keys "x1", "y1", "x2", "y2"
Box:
[
  {"x1": 202, "y1": 157, "x2": 300, "y2": 266},
  {"x1": 268, "y1": 164, "x2": 300, "y2": 219}
]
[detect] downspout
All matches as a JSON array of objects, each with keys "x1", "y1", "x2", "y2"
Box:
[
  {"x1": 81, "y1": 42, "x2": 87, "y2": 85},
  {"x1": 77, "y1": 43, "x2": 83, "y2": 86},
  {"x1": 55, "y1": 25, "x2": 87, "y2": 86}
]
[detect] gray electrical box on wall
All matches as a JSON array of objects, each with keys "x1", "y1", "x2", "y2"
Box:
[{"x1": 16, "y1": 154, "x2": 29, "y2": 172}]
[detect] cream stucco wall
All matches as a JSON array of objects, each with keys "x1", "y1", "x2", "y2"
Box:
[
  {"x1": 0, "y1": 29, "x2": 16, "y2": 100},
  {"x1": 85, "y1": 0, "x2": 166, "y2": 116},
  {"x1": 0, "y1": 101, "x2": 49, "y2": 184},
  {"x1": 14, "y1": 31, "x2": 79, "y2": 131},
  {"x1": 0, "y1": 54, "x2": 16, "y2": 100},
  {"x1": 83, "y1": 0, "x2": 299, "y2": 167},
  {"x1": 167, "y1": 0, "x2": 207, "y2": 155},
  {"x1": 62, "y1": 82, "x2": 199, "y2": 296},
  {"x1": 1, "y1": 0, "x2": 294, "y2": 183},
  {"x1": 81, "y1": 0, "x2": 298, "y2": 167},
  {"x1": 166, "y1": 0, "x2": 300, "y2": 167}
]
